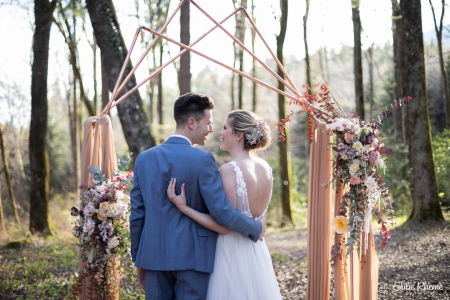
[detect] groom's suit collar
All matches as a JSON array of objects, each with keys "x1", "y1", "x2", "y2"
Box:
[{"x1": 167, "y1": 135, "x2": 192, "y2": 145}]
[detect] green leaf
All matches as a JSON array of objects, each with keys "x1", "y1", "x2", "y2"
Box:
[{"x1": 348, "y1": 226, "x2": 355, "y2": 232}]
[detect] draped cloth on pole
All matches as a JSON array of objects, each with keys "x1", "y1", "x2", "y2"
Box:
[
  {"x1": 306, "y1": 120, "x2": 333, "y2": 300},
  {"x1": 79, "y1": 114, "x2": 119, "y2": 300},
  {"x1": 332, "y1": 175, "x2": 379, "y2": 298},
  {"x1": 306, "y1": 120, "x2": 379, "y2": 300}
]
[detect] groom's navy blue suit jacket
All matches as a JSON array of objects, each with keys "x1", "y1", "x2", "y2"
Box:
[{"x1": 130, "y1": 136, "x2": 262, "y2": 273}]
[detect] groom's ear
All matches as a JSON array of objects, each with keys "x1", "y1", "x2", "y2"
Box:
[{"x1": 187, "y1": 117, "x2": 197, "y2": 130}]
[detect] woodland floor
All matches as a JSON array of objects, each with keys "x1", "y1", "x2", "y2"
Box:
[
  {"x1": 265, "y1": 218, "x2": 450, "y2": 300},
  {"x1": 0, "y1": 218, "x2": 449, "y2": 299}
]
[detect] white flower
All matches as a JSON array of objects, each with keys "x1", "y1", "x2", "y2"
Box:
[
  {"x1": 75, "y1": 200, "x2": 82, "y2": 207},
  {"x1": 107, "y1": 237, "x2": 120, "y2": 249},
  {"x1": 83, "y1": 218, "x2": 96, "y2": 236},
  {"x1": 96, "y1": 185, "x2": 106, "y2": 193},
  {"x1": 115, "y1": 200, "x2": 128, "y2": 218},
  {"x1": 115, "y1": 190, "x2": 125, "y2": 201},
  {"x1": 83, "y1": 202, "x2": 96, "y2": 217},
  {"x1": 348, "y1": 159, "x2": 361, "y2": 176},
  {"x1": 352, "y1": 141, "x2": 363, "y2": 151},
  {"x1": 364, "y1": 176, "x2": 377, "y2": 190},
  {"x1": 331, "y1": 216, "x2": 349, "y2": 234},
  {"x1": 326, "y1": 118, "x2": 354, "y2": 131}
]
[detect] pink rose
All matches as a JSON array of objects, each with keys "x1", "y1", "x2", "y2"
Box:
[
  {"x1": 350, "y1": 176, "x2": 361, "y2": 185},
  {"x1": 344, "y1": 132, "x2": 353, "y2": 144}
]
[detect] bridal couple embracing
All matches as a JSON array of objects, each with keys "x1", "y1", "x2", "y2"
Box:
[{"x1": 130, "y1": 93, "x2": 282, "y2": 299}]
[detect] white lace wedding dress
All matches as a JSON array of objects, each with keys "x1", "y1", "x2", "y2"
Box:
[{"x1": 207, "y1": 161, "x2": 282, "y2": 300}]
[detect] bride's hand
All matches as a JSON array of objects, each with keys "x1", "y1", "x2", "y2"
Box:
[{"x1": 167, "y1": 178, "x2": 187, "y2": 211}]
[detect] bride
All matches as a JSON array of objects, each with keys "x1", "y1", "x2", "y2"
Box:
[{"x1": 167, "y1": 109, "x2": 282, "y2": 300}]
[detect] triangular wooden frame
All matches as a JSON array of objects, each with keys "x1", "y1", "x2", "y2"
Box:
[{"x1": 100, "y1": 0, "x2": 329, "y2": 119}]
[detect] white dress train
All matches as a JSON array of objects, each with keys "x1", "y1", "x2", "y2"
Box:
[{"x1": 206, "y1": 161, "x2": 282, "y2": 300}]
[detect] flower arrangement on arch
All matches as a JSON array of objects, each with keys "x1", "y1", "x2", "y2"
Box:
[
  {"x1": 276, "y1": 83, "x2": 411, "y2": 262},
  {"x1": 69, "y1": 154, "x2": 133, "y2": 298}
]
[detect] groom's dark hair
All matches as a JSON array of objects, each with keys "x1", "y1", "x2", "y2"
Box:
[{"x1": 174, "y1": 93, "x2": 215, "y2": 128}]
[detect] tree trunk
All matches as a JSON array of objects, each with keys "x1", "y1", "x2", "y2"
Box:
[
  {"x1": 93, "y1": 37, "x2": 98, "y2": 115},
  {"x1": 318, "y1": 47, "x2": 330, "y2": 83},
  {"x1": 429, "y1": 0, "x2": 450, "y2": 128},
  {"x1": 0, "y1": 180, "x2": 6, "y2": 235},
  {"x1": 53, "y1": 2, "x2": 95, "y2": 117},
  {"x1": 231, "y1": 47, "x2": 236, "y2": 111},
  {"x1": 179, "y1": 0, "x2": 191, "y2": 94},
  {"x1": 70, "y1": 9, "x2": 80, "y2": 192},
  {"x1": 367, "y1": 45, "x2": 374, "y2": 121},
  {"x1": 29, "y1": 0, "x2": 56, "y2": 236},
  {"x1": 392, "y1": 0, "x2": 406, "y2": 143},
  {"x1": 251, "y1": 0, "x2": 257, "y2": 112},
  {"x1": 303, "y1": 0, "x2": 311, "y2": 160},
  {"x1": 15, "y1": 130, "x2": 26, "y2": 181},
  {"x1": 277, "y1": 0, "x2": 293, "y2": 224},
  {"x1": 401, "y1": 0, "x2": 444, "y2": 221},
  {"x1": 303, "y1": 0, "x2": 311, "y2": 89},
  {"x1": 66, "y1": 68, "x2": 80, "y2": 193},
  {"x1": 0, "y1": 127, "x2": 20, "y2": 225},
  {"x1": 86, "y1": 0, "x2": 156, "y2": 162},
  {"x1": 237, "y1": 0, "x2": 246, "y2": 109},
  {"x1": 351, "y1": 0, "x2": 365, "y2": 120}
]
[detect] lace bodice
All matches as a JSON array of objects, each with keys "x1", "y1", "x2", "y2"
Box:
[{"x1": 228, "y1": 161, "x2": 272, "y2": 221}]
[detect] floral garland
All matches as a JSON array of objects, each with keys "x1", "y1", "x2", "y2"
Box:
[
  {"x1": 69, "y1": 154, "x2": 133, "y2": 298},
  {"x1": 277, "y1": 83, "x2": 411, "y2": 261}
]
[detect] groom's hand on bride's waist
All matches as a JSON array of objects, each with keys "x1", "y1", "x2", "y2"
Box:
[{"x1": 258, "y1": 217, "x2": 267, "y2": 241}]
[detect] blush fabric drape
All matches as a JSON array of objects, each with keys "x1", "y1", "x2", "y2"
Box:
[
  {"x1": 79, "y1": 114, "x2": 119, "y2": 300},
  {"x1": 307, "y1": 120, "x2": 379, "y2": 300},
  {"x1": 306, "y1": 120, "x2": 333, "y2": 300}
]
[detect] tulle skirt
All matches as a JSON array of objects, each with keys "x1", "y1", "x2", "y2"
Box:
[{"x1": 206, "y1": 232, "x2": 282, "y2": 300}]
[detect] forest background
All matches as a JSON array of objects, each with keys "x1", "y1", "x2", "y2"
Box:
[{"x1": 0, "y1": 0, "x2": 449, "y2": 298}]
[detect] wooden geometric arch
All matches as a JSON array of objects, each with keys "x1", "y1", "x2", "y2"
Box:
[{"x1": 99, "y1": 0, "x2": 330, "y2": 119}]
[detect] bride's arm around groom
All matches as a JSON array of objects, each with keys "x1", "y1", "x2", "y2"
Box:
[{"x1": 129, "y1": 93, "x2": 265, "y2": 299}]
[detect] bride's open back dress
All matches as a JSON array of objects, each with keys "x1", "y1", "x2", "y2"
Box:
[{"x1": 207, "y1": 161, "x2": 282, "y2": 300}]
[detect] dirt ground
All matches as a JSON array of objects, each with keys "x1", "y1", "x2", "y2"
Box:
[
  {"x1": 265, "y1": 220, "x2": 450, "y2": 300},
  {"x1": 1, "y1": 219, "x2": 449, "y2": 299}
]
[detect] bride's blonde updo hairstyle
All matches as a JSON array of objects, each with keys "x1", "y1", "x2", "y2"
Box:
[{"x1": 227, "y1": 109, "x2": 271, "y2": 150}]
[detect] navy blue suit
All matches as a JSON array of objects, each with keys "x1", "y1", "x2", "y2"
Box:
[{"x1": 130, "y1": 136, "x2": 262, "y2": 299}]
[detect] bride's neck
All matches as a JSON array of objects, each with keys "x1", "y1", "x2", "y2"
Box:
[{"x1": 231, "y1": 149, "x2": 251, "y2": 161}]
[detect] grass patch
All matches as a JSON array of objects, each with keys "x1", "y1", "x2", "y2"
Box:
[
  {"x1": 0, "y1": 236, "x2": 78, "y2": 299},
  {"x1": 0, "y1": 235, "x2": 144, "y2": 299}
]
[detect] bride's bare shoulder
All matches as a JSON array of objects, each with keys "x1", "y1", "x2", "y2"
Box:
[{"x1": 218, "y1": 162, "x2": 235, "y2": 176}]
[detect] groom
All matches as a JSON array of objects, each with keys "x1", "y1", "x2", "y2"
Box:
[{"x1": 130, "y1": 93, "x2": 265, "y2": 299}]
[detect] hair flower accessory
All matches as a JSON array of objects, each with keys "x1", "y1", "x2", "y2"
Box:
[{"x1": 245, "y1": 119, "x2": 266, "y2": 145}]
